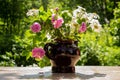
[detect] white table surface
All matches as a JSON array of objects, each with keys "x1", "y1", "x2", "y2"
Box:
[{"x1": 0, "y1": 66, "x2": 120, "y2": 80}]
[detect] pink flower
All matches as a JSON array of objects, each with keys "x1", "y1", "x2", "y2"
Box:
[
  {"x1": 51, "y1": 14, "x2": 56, "y2": 24},
  {"x1": 32, "y1": 48, "x2": 45, "y2": 59},
  {"x1": 55, "y1": 7, "x2": 59, "y2": 11},
  {"x1": 78, "y1": 22, "x2": 87, "y2": 33},
  {"x1": 53, "y1": 18, "x2": 64, "y2": 29},
  {"x1": 30, "y1": 22, "x2": 41, "y2": 33}
]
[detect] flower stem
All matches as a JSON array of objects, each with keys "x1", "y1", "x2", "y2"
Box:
[{"x1": 33, "y1": 34, "x2": 36, "y2": 47}]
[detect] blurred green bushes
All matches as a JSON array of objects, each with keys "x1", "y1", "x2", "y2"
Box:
[{"x1": 0, "y1": 0, "x2": 120, "y2": 67}]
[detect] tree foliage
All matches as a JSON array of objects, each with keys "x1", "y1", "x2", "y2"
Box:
[{"x1": 0, "y1": 0, "x2": 120, "y2": 66}]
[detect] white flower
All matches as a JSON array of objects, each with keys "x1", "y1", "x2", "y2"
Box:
[
  {"x1": 73, "y1": 6, "x2": 86, "y2": 17},
  {"x1": 73, "y1": 9, "x2": 80, "y2": 17},
  {"x1": 61, "y1": 10, "x2": 72, "y2": 17},
  {"x1": 77, "y1": 6, "x2": 86, "y2": 11},
  {"x1": 50, "y1": 9, "x2": 54, "y2": 13},
  {"x1": 87, "y1": 13, "x2": 100, "y2": 22},
  {"x1": 26, "y1": 9, "x2": 39, "y2": 16},
  {"x1": 81, "y1": 12, "x2": 88, "y2": 20},
  {"x1": 71, "y1": 17, "x2": 79, "y2": 27},
  {"x1": 46, "y1": 33, "x2": 51, "y2": 40},
  {"x1": 90, "y1": 19, "x2": 102, "y2": 32}
]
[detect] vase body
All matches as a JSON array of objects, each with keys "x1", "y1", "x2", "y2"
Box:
[{"x1": 44, "y1": 39, "x2": 80, "y2": 73}]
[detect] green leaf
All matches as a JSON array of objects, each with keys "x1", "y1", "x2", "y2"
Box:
[
  {"x1": 43, "y1": 37, "x2": 47, "y2": 42},
  {"x1": 6, "y1": 52, "x2": 12, "y2": 57},
  {"x1": 39, "y1": 6, "x2": 44, "y2": 12},
  {"x1": 26, "y1": 52, "x2": 32, "y2": 60},
  {"x1": 35, "y1": 58, "x2": 42, "y2": 61}
]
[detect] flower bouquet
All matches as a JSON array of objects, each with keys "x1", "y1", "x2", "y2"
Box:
[{"x1": 27, "y1": 6, "x2": 102, "y2": 73}]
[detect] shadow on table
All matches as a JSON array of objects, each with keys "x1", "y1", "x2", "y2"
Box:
[
  {"x1": 19, "y1": 71, "x2": 106, "y2": 79},
  {"x1": 0, "y1": 73, "x2": 19, "y2": 80}
]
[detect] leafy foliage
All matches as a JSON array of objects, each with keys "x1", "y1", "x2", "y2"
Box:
[
  {"x1": 77, "y1": 29, "x2": 120, "y2": 66},
  {"x1": 110, "y1": 2, "x2": 120, "y2": 46},
  {"x1": 0, "y1": 0, "x2": 120, "y2": 67}
]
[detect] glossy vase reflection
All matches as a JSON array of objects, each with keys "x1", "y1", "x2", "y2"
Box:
[{"x1": 44, "y1": 39, "x2": 80, "y2": 73}]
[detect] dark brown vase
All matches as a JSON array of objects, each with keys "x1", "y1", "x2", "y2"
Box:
[{"x1": 44, "y1": 39, "x2": 80, "y2": 73}]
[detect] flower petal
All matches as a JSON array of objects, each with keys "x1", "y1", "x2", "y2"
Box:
[
  {"x1": 78, "y1": 22, "x2": 87, "y2": 33},
  {"x1": 32, "y1": 48, "x2": 45, "y2": 59},
  {"x1": 53, "y1": 18, "x2": 64, "y2": 29},
  {"x1": 30, "y1": 22, "x2": 41, "y2": 33}
]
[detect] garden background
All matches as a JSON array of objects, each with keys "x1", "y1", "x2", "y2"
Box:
[{"x1": 0, "y1": 0, "x2": 120, "y2": 67}]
